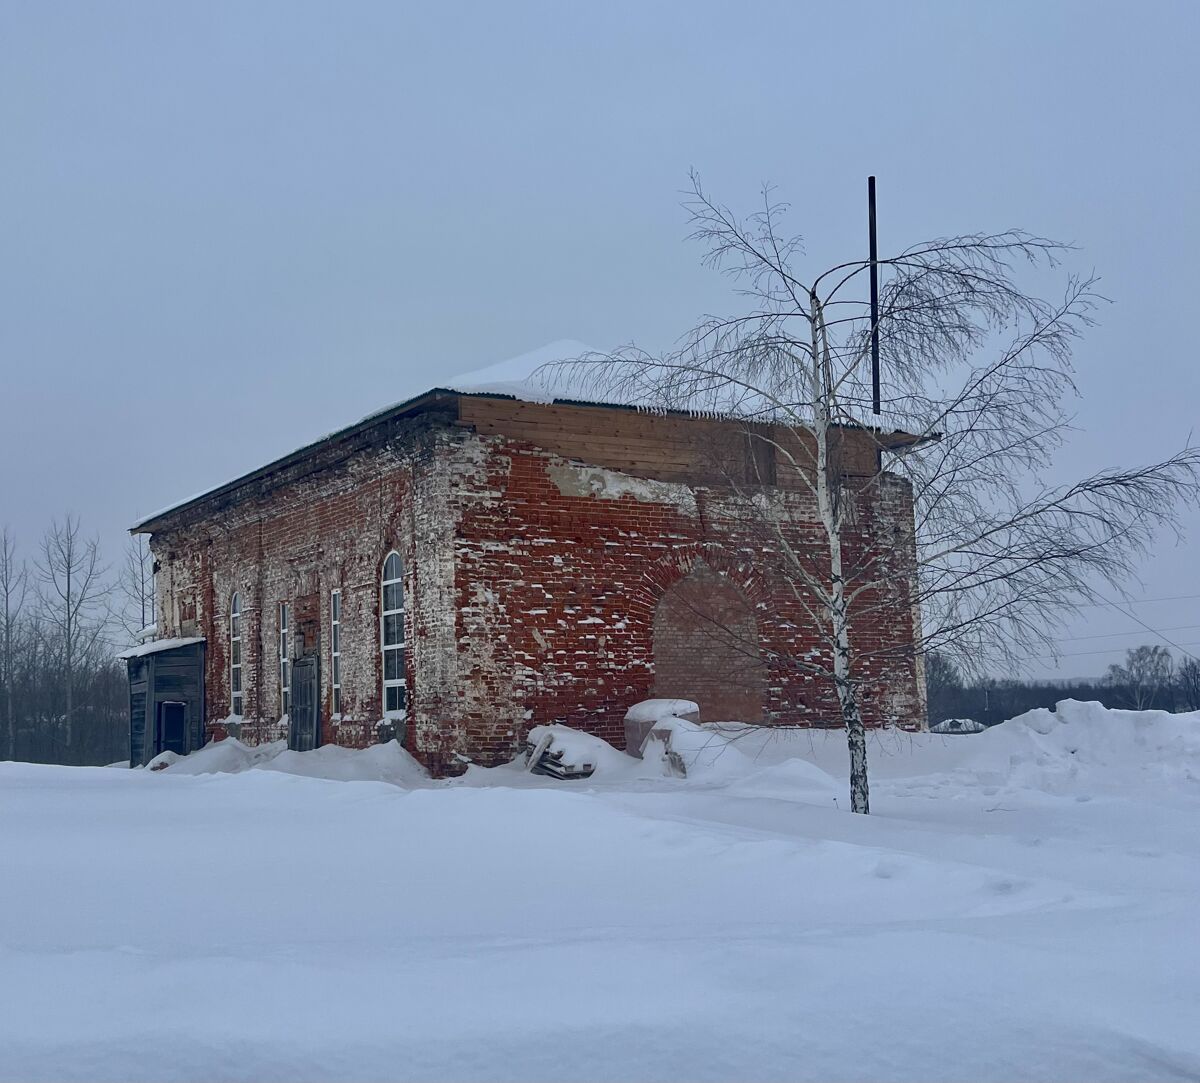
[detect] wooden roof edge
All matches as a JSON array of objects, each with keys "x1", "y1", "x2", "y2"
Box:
[{"x1": 130, "y1": 387, "x2": 935, "y2": 534}]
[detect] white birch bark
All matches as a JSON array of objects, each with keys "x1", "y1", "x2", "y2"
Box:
[{"x1": 810, "y1": 294, "x2": 870, "y2": 814}]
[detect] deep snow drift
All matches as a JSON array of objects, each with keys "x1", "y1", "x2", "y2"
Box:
[{"x1": 2, "y1": 700, "x2": 1198, "y2": 1082}]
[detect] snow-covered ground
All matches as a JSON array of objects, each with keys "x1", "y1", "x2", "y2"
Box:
[{"x1": 2, "y1": 701, "x2": 1198, "y2": 1082}]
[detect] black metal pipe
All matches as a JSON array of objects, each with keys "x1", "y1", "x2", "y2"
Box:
[{"x1": 869, "y1": 176, "x2": 880, "y2": 415}]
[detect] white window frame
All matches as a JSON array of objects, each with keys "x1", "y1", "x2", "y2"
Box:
[
  {"x1": 230, "y1": 592, "x2": 243, "y2": 717},
  {"x1": 381, "y1": 552, "x2": 406, "y2": 718},
  {"x1": 330, "y1": 588, "x2": 342, "y2": 718},
  {"x1": 279, "y1": 601, "x2": 290, "y2": 718}
]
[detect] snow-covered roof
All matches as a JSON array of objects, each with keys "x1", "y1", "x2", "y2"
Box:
[
  {"x1": 131, "y1": 340, "x2": 605, "y2": 532},
  {"x1": 130, "y1": 338, "x2": 925, "y2": 533},
  {"x1": 117, "y1": 636, "x2": 205, "y2": 660},
  {"x1": 430, "y1": 338, "x2": 605, "y2": 404}
]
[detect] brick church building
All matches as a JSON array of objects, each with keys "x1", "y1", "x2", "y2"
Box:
[{"x1": 128, "y1": 343, "x2": 926, "y2": 773}]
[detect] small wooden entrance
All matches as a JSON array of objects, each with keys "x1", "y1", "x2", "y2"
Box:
[{"x1": 123, "y1": 639, "x2": 206, "y2": 767}]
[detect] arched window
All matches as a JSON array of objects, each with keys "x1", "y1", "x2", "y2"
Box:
[
  {"x1": 279, "y1": 601, "x2": 291, "y2": 717},
  {"x1": 381, "y1": 551, "x2": 406, "y2": 716},
  {"x1": 330, "y1": 589, "x2": 342, "y2": 717},
  {"x1": 230, "y1": 592, "x2": 243, "y2": 717}
]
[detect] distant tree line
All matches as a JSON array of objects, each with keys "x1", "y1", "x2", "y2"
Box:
[
  {"x1": 926, "y1": 645, "x2": 1200, "y2": 726},
  {"x1": 1, "y1": 519, "x2": 152, "y2": 765}
]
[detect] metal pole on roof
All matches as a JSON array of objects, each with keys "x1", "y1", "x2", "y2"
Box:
[{"x1": 869, "y1": 176, "x2": 881, "y2": 416}]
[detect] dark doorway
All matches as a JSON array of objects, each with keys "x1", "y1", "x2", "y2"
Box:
[
  {"x1": 157, "y1": 701, "x2": 187, "y2": 757},
  {"x1": 289, "y1": 654, "x2": 320, "y2": 752}
]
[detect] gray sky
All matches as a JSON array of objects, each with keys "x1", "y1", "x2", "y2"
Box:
[{"x1": 2, "y1": 1, "x2": 1197, "y2": 678}]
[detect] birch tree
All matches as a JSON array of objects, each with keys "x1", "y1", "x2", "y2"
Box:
[
  {"x1": 1105, "y1": 645, "x2": 1175, "y2": 711},
  {"x1": 1, "y1": 527, "x2": 27, "y2": 760},
  {"x1": 35, "y1": 515, "x2": 110, "y2": 747},
  {"x1": 114, "y1": 535, "x2": 155, "y2": 643},
  {"x1": 556, "y1": 174, "x2": 1200, "y2": 813}
]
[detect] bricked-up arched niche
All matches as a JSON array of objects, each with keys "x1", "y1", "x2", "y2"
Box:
[{"x1": 652, "y1": 562, "x2": 766, "y2": 723}]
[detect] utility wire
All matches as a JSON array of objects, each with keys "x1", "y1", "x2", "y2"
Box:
[
  {"x1": 1058, "y1": 639, "x2": 1200, "y2": 660},
  {"x1": 1074, "y1": 591, "x2": 1200, "y2": 608},
  {"x1": 1089, "y1": 591, "x2": 1200, "y2": 664},
  {"x1": 1058, "y1": 622, "x2": 1200, "y2": 643}
]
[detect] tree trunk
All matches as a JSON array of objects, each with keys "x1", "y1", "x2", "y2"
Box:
[{"x1": 810, "y1": 292, "x2": 870, "y2": 814}]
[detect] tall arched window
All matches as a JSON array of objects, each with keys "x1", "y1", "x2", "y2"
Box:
[
  {"x1": 230, "y1": 592, "x2": 243, "y2": 716},
  {"x1": 381, "y1": 551, "x2": 406, "y2": 715},
  {"x1": 279, "y1": 601, "x2": 291, "y2": 717}
]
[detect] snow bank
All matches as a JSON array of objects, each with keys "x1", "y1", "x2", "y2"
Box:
[
  {"x1": 262, "y1": 741, "x2": 429, "y2": 786},
  {"x1": 150, "y1": 737, "x2": 428, "y2": 786},
  {"x1": 147, "y1": 738, "x2": 284, "y2": 775},
  {"x1": 961, "y1": 699, "x2": 1200, "y2": 794},
  {"x1": 147, "y1": 700, "x2": 1198, "y2": 800}
]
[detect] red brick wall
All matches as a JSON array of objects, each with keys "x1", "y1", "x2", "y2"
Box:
[
  {"x1": 431, "y1": 433, "x2": 923, "y2": 772},
  {"x1": 147, "y1": 421, "x2": 923, "y2": 776},
  {"x1": 150, "y1": 442, "x2": 432, "y2": 752}
]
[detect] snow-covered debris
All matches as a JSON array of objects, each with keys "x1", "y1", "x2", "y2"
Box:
[
  {"x1": 524, "y1": 724, "x2": 636, "y2": 779},
  {"x1": 624, "y1": 698, "x2": 700, "y2": 754},
  {"x1": 624, "y1": 699, "x2": 700, "y2": 723},
  {"x1": 641, "y1": 716, "x2": 749, "y2": 779},
  {"x1": 930, "y1": 717, "x2": 988, "y2": 734}
]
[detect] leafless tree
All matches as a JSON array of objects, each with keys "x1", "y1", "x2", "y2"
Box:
[
  {"x1": 35, "y1": 515, "x2": 111, "y2": 747},
  {"x1": 114, "y1": 535, "x2": 155, "y2": 644},
  {"x1": 1177, "y1": 657, "x2": 1200, "y2": 713},
  {"x1": 1, "y1": 526, "x2": 28, "y2": 760},
  {"x1": 1105, "y1": 645, "x2": 1175, "y2": 711},
  {"x1": 554, "y1": 173, "x2": 1200, "y2": 813}
]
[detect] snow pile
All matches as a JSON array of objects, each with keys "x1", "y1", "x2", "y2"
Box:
[
  {"x1": 262, "y1": 741, "x2": 429, "y2": 787},
  {"x1": 150, "y1": 737, "x2": 428, "y2": 786},
  {"x1": 962, "y1": 699, "x2": 1200, "y2": 794},
  {"x1": 147, "y1": 738, "x2": 283, "y2": 775}
]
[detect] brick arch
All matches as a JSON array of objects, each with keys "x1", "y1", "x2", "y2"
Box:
[
  {"x1": 650, "y1": 557, "x2": 767, "y2": 724},
  {"x1": 629, "y1": 543, "x2": 769, "y2": 620}
]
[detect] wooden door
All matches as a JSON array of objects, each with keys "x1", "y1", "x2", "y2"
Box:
[{"x1": 288, "y1": 655, "x2": 320, "y2": 752}]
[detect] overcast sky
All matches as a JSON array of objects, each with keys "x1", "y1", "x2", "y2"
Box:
[{"x1": 2, "y1": 1, "x2": 1197, "y2": 678}]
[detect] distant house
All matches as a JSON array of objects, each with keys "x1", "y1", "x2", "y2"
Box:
[{"x1": 128, "y1": 342, "x2": 926, "y2": 773}]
